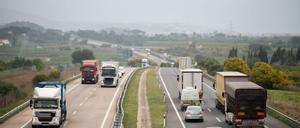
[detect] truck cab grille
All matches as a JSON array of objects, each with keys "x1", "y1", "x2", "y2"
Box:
[{"x1": 36, "y1": 112, "x2": 56, "y2": 122}]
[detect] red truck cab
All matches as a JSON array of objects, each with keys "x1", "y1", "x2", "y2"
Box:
[{"x1": 80, "y1": 60, "x2": 100, "y2": 84}]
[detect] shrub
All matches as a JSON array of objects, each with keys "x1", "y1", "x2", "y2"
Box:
[
  {"x1": 32, "y1": 74, "x2": 48, "y2": 85},
  {"x1": 224, "y1": 57, "x2": 250, "y2": 74},
  {"x1": 48, "y1": 68, "x2": 61, "y2": 80}
]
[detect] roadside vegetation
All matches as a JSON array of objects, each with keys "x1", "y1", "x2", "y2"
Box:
[
  {"x1": 123, "y1": 69, "x2": 145, "y2": 128},
  {"x1": 146, "y1": 69, "x2": 167, "y2": 128}
]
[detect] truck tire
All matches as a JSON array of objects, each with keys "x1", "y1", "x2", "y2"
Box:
[{"x1": 32, "y1": 125, "x2": 38, "y2": 128}]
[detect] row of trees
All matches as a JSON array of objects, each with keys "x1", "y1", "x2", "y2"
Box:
[
  {"x1": 270, "y1": 47, "x2": 300, "y2": 66},
  {"x1": 0, "y1": 57, "x2": 45, "y2": 71},
  {"x1": 229, "y1": 46, "x2": 300, "y2": 67},
  {"x1": 224, "y1": 57, "x2": 289, "y2": 89}
]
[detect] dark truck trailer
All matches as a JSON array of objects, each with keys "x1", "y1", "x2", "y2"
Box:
[{"x1": 225, "y1": 81, "x2": 267, "y2": 128}]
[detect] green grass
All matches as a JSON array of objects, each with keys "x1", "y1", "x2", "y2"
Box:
[
  {"x1": 123, "y1": 69, "x2": 145, "y2": 128},
  {"x1": 0, "y1": 43, "x2": 124, "y2": 66},
  {"x1": 0, "y1": 95, "x2": 30, "y2": 118},
  {"x1": 267, "y1": 89, "x2": 300, "y2": 125},
  {"x1": 144, "y1": 41, "x2": 188, "y2": 48},
  {"x1": 146, "y1": 69, "x2": 167, "y2": 128}
]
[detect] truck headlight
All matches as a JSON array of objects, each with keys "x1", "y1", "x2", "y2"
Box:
[
  {"x1": 53, "y1": 117, "x2": 59, "y2": 123},
  {"x1": 82, "y1": 78, "x2": 85, "y2": 81}
]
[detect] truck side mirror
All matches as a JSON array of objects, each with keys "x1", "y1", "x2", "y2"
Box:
[
  {"x1": 176, "y1": 75, "x2": 179, "y2": 82},
  {"x1": 29, "y1": 100, "x2": 33, "y2": 109}
]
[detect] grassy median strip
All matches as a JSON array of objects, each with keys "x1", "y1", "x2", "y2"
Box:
[
  {"x1": 146, "y1": 69, "x2": 167, "y2": 128},
  {"x1": 123, "y1": 69, "x2": 144, "y2": 128}
]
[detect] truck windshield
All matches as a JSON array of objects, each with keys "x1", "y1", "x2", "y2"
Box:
[
  {"x1": 102, "y1": 68, "x2": 116, "y2": 76},
  {"x1": 34, "y1": 99, "x2": 58, "y2": 109},
  {"x1": 82, "y1": 67, "x2": 95, "y2": 72}
]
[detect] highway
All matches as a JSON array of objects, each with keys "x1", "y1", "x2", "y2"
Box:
[
  {"x1": 0, "y1": 68, "x2": 134, "y2": 128},
  {"x1": 159, "y1": 67, "x2": 290, "y2": 128}
]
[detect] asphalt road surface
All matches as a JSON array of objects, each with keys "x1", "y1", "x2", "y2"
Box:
[
  {"x1": 159, "y1": 68, "x2": 290, "y2": 128},
  {"x1": 0, "y1": 68, "x2": 134, "y2": 128}
]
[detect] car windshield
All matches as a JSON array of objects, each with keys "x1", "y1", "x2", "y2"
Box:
[
  {"x1": 82, "y1": 67, "x2": 95, "y2": 72},
  {"x1": 34, "y1": 99, "x2": 58, "y2": 109},
  {"x1": 102, "y1": 68, "x2": 116, "y2": 76},
  {"x1": 187, "y1": 106, "x2": 202, "y2": 113}
]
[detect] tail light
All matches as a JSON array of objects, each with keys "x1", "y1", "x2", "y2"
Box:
[
  {"x1": 237, "y1": 112, "x2": 245, "y2": 116},
  {"x1": 257, "y1": 112, "x2": 265, "y2": 118},
  {"x1": 235, "y1": 119, "x2": 242, "y2": 125},
  {"x1": 185, "y1": 112, "x2": 191, "y2": 115}
]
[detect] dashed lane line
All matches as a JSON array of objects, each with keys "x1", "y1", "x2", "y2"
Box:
[{"x1": 216, "y1": 117, "x2": 222, "y2": 122}]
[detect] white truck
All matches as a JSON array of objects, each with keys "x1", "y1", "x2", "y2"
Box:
[
  {"x1": 30, "y1": 82, "x2": 67, "y2": 128},
  {"x1": 177, "y1": 68, "x2": 203, "y2": 111},
  {"x1": 100, "y1": 61, "x2": 119, "y2": 87},
  {"x1": 178, "y1": 57, "x2": 192, "y2": 69},
  {"x1": 141, "y1": 58, "x2": 149, "y2": 68}
]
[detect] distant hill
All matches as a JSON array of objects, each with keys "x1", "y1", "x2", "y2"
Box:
[{"x1": 0, "y1": 21, "x2": 45, "y2": 32}]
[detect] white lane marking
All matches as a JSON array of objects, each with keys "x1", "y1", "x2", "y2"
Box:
[
  {"x1": 79, "y1": 102, "x2": 83, "y2": 107},
  {"x1": 72, "y1": 110, "x2": 77, "y2": 115},
  {"x1": 159, "y1": 68, "x2": 186, "y2": 128},
  {"x1": 203, "y1": 82, "x2": 215, "y2": 92},
  {"x1": 207, "y1": 108, "x2": 212, "y2": 112},
  {"x1": 20, "y1": 119, "x2": 31, "y2": 128},
  {"x1": 264, "y1": 125, "x2": 269, "y2": 128},
  {"x1": 100, "y1": 70, "x2": 131, "y2": 128},
  {"x1": 216, "y1": 117, "x2": 222, "y2": 122},
  {"x1": 21, "y1": 80, "x2": 81, "y2": 128}
]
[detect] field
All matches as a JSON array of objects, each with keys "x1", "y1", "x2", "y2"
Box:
[
  {"x1": 146, "y1": 69, "x2": 167, "y2": 128},
  {"x1": 123, "y1": 69, "x2": 145, "y2": 128},
  {"x1": 267, "y1": 89, "x2": 300, "y2": 122},
  {"x1": 144, "y1": 41, "x2": 249, "y2": 63},
  {"x1": 0, "y1": 42, "x2": 125, "y2": 66}
]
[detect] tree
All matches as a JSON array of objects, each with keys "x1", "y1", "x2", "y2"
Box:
[
  {"x1": 32, "y1": 59, "x2": 45, "y2": 70},
  {"x1": 296, "y1": 47, "x2": 300, "y2": 62},
  {"x1": 32, "y1": 74, "x2": 48, "y2": 85},
  {"x1": 249, "y1": 62, "x2": 274, "y2": 88},
  {"x1": 224, "y1": 57, "x2": 250, "y2": 74},
  {"x1": 258, "y1": 46, "x2": 268, "y2": 63},
  {"x1": 270, "y1": 47, "x2": 281, "y2": 64},
  {"x1": 228, "y1": 47, "x2": 238, "y2": 58},
  {"x1": 71, "y1": 49, "x2": 95, "y2": 63}
]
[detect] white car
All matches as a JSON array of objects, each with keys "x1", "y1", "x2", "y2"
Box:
[{"x1": 184, "y1": 106, "x2": 203, "y2": 122}]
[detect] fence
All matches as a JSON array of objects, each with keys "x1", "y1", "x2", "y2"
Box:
[{"x1": 112, "y1": 69, "x2": 137, "y2": 128}]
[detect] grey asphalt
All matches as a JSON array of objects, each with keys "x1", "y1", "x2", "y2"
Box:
[
  {"x1": 159, "y1": 67, "x2": 290, "y2": 128},
  {"x1": 0, "y1": 68, "x2": 134, "y2": 128}
]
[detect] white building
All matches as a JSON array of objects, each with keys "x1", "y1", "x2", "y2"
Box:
[{"x1": 0, "y1": 39, "x2": 10, "y2": 46}]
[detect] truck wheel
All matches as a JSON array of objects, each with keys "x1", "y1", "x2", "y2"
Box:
[{"x1": 32, "y1": 125, "x2": 37, "y2": 128}]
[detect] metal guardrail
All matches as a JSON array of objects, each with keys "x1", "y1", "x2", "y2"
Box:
[
  {"x1": 203, "y1": 73, "x2": 300, "y2": 128},
  {"x1": 0, "y1": 74, "x2": 81, "y2": 123},
  {"x1": 112, "y1": 69, "x2": 137, "y2": 128}
]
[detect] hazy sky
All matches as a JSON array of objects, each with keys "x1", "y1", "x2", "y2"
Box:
[{"x1": 0, "y1": 0, "x2": 300, "y2": 33}]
